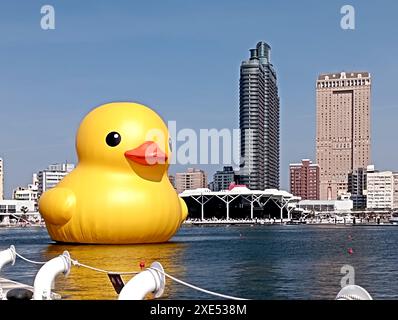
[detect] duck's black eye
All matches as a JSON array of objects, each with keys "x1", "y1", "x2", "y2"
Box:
[{"x1": 106, "y1": 132, "x2": 121, "y2": 147}]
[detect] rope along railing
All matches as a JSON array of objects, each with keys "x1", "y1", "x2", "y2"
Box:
[
  {"x1": 149, "y1": 267, "x2": 249, "y2": 300},
  {"x1": 67, "y1": 257, "x2": 139, "y2": 275},
  {"x1": 10, "y1": 247, "x2": 139, "y2": 275},
  {"x1": 8, "y1": 247, "x2": 249, "y2": 300},
  {"x1": 12, "y1": 250, "x2": 47, "y2": 265}
]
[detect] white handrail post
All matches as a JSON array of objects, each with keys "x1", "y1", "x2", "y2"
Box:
[
  {"x1": 118, "y1": 262, "x2": 165, "y2": 300},
  {"x1": 33, "y1": 251, "x2": 71, "y2": 300},
  {"x1": 0, "y1": 245, "x2": 16, "y2": 273}
]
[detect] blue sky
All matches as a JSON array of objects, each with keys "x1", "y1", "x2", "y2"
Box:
[{"x1": 1, "y1": 0, "x2": 398, "y2": 197}]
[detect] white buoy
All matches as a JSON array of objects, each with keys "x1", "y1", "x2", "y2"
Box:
[
  {"x1": 118, "y1": 262, "x2": 165, "y2": 300},
  {"x1": 33, "y1": 251, "x2": 71, "y2": 300}
]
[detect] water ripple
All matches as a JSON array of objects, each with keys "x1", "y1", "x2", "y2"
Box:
[{"x1": 1, "y1": 225, "x2": 398, "y2": 299}]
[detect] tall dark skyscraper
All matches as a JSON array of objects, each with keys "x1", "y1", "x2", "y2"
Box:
[{"x1": 238, "y1": 42, "x2": 280, "y2": 190}]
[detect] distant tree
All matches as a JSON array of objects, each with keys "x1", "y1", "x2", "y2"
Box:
[{"x1": 20, "y1": 206, "x2": 29, "y2": 222}]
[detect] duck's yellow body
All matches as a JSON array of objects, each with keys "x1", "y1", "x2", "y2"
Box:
[{"x1": 39, "y1": 102, "x2": 188, "y2": 244}]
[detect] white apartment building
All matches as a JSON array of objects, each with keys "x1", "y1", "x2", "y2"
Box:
[
  {"x1": 366, "y1": 167, "x2": 398, "y2": 210},
  {"x1": 13, "y1": 174, "x2": 39, "y2": 201},
  {"x1": 38, "y1": 163, "x2": 75, "y2": 197},
  {"x1": 13, "y1": 188, "x2": 38, "y2": 201},
  {"x1": 48, "y1": 163, "x2": 75, "y2": 172}
]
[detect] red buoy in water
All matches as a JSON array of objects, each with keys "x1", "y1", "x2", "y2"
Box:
[
  {"x1": 139, "y1": 261, "x2": 145, "y2": 270},
  {"x1": 348, "y1": 248, "x2": 354, "y2": 255}
]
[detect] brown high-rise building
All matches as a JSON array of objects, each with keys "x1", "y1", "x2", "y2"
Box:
[
  {"x1": 289, "y1": 159, "x2": 320, "y2": 200},
  {"x1": 316, "y1": 71, "x2": 371, "y2": 200}
]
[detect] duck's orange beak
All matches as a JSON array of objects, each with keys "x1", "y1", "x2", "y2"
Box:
[{"x1": 124, "y1": 141, "x2": 168, "y2": 166}]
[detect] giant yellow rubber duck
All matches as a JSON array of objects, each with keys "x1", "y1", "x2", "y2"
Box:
[{"x1": 39, "y1": 102, "x2": 188, "y2": 244}]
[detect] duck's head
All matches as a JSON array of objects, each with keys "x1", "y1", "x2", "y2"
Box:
[{"x1": 76, "y1": 102, "x2": 171, "y2": 181}]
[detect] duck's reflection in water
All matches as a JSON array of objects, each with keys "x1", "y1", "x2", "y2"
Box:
[{"x1": 44, "y1": 241, "x2": 187, "y2": 300}]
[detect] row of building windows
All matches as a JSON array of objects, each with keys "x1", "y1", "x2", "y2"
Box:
[
  {"x1": 317, "y1": 79, "x2": 370, "y2": 88},
  {"x1": 0, "y1": 205, "x2": 16, "y2": 213}
]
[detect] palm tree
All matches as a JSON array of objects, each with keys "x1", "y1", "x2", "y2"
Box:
[{"x1": 20, "y1": 206, "x2": 29, "y2": 223}]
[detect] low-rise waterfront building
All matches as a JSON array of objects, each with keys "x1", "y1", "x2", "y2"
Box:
[
  {"x1": 0, "y1": 199, "x2": 39, "y2": 225},
  {"x1": 180, "y1": 186, "x2": 299, "y2": 221},
  {"x1": 0, "y1": 199, "x2": 36, "y2": 215},
  {"x1": 298, "y1": 194, "x2": 353, "y2": 214}
]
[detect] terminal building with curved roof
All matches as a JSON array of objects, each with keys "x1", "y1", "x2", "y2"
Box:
[{"x1": 180, "y1": 185, "x2": 300, "y2": 221}]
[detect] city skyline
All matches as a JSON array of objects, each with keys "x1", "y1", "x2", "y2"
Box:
[{"x1": 1, "y1": 1, "x2": 398, "y2": 197}]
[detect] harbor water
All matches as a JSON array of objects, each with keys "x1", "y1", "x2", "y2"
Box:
[{"x1": 1, "y1": 224, "x2": 398, "y2": 300}]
